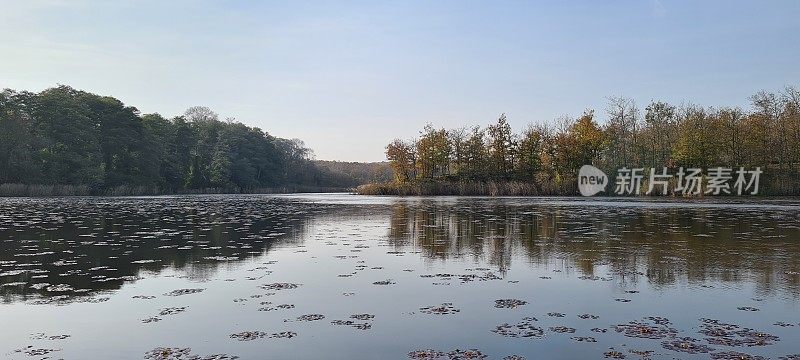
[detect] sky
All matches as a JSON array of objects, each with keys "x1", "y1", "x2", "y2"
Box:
[{"x1": 1, "y1": 1, "x2": 799, "y2": 162}]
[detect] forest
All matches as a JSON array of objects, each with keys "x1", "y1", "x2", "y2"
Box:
[
  {"x1": 363, "y1": 85, "x2": 800, "y2": 196},
  {"x1": 0, "y1": 85, "x2": 364, "y2": 196}
]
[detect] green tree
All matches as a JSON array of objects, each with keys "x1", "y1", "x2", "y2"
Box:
[
  {"x1": 515, "y1": 124, "x2": 544, "y2": 182},
  {"x1": 31, "y1": 86, "x2": 104, "y2": 186},
  {"x1": 462, "y1": 126, "x2": 488, "y2": 180},
  {"x1": 0, "y1": 90, "x2": 39, "y2": 183}
]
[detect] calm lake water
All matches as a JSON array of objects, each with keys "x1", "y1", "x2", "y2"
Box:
[{"x1": 1, "y1": 194, "x2": 799, "y2": 360}]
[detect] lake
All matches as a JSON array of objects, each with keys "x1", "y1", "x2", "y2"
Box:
[{"x1": 1, "y1": 194, "x2": 799, "y2": 359}]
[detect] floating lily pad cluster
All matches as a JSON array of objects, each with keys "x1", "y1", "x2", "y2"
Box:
[
  {"x1": 28, "y1": 294, "x2": 110, "y2": 306},
  {"x1": 419, "y1": 303, "x2": 460, "y2": 315},
  {"x1": 614, "y1": 317, "x2": 678, "y2": 339},
  {"x1": 661, "y1": 337, "x2": 714, "y2": 354},
  {"x1": 29, "y1": 333, "x2": 71, "y2": 340},
  {"x1": 259, "y1": 282, "x2": 300, "y2": 291},
  {"x1": 13, "y1": 346, "x2": 61, "y2": 357},
  {"x1": 700, "y1": 318, "x2": 780, "y2": 347},
  {"x1": 295, "y1": 314, "x2": 325, "y2": 322},
  {"x1": 603, "y1": 350, "x2": 625, "y2": 359},
  {"x1": 710, "y1": 351, "x2": 767, "y2": 360},
  {"x1": 570, "y1": 336, "x2": 597, "y2": 342},
  {"x1": 419, "y1": 271, "x2": 502, "y2": 285},
  {"x1": 163, "y1": 288, "x2": 205, "y2": 296},
  {"x1": 229, "y1": 331, "x2": 297, "y2": 341},
  {"x1": 549, "y1": 326, "x2": 576, "y2": 334},
  {"x1": 407, "y1": 348, "x2": 487, "y2": 359},
  {"x1": 331, "y1": 320, "x2": 371, "y2": 330},
  {"x1": 737, "y1": 306, "x2": 760, "y2": 312},
  {"x1": 492, "y1": 319, "x2": 545, "y2": 338},
  {"x1": 628, "y1": 349, "x2": 654, "y2": 358},
  {"x1": 494, "y1": 299, "x2": 527, "y2": 309},
  {"x1": 331, "y1": 313, "x2": 376, "y2": 330},
  {"x1": 143, "y1": 347, "x2": 239, "y2": 360},
  {"x1": 258, "y1": 303, "x2": 295, "y2": 312},
  {"x1": 159, "y1": 307, "x2": 188, "y2": 316},
  {"x1": 578, "y1": 275, "x2": 613, "y2": 281},
  {"x1": 142, "y1": 306, "x2": 187, "y2": 323},
  {"x1": 350, "y1": 313, "x2": 375, "y2": 321},
  {"x1": 372, "y1": 279, "x2": 395, "y2": 285}
]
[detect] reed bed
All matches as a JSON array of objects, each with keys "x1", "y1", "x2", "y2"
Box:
[
  {"x1": 358, "y1": 175, "x2": 800, "y2": 197},
  {"x1": 356, "y1": 181, "x2": 575, "y2": 196},
  {"x1": 0, "y1": 183, "x2": 90, "y2": 197}
]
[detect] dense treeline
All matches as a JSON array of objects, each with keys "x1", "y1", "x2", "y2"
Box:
[
  {"x1": 364, "y1": 86, "x2": 800, "y2": 196},
  {"x1": 314, "y1": 160, "x2": 393, "y2": 187},
  {"x1": 0, "y1": 85, "x2": 352, "y2": 195}
]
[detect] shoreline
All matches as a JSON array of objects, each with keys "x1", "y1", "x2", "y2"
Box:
[
  {"x1": 355, "y1": 180, "x2": 799, "y2": 197},
  {"x1": 0, "y1": 183, "x2": 352, "y2": 198}
]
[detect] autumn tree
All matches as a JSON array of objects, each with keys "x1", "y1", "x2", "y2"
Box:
[
  {"x1": 447, "y1": 127, "x2": 468, "y2": 177},
  {"x1": 605, "y1": 97, "x2": 640, "y2": 169},
  {"x1": 571, "y1": 110, "x2": 605, "y2": 166},
  {"x1": 783, "y1": 86, "x2": 800, "y2": 173},
  {"x1": 386, "y1": 139, "x2": 416, "y2": 182},
  {"x1": 716, "y1": 107, "x2": 745, "y2": 167},
  {"x1": 376, "y1": 84, "x2": 800, "y2": 195},
  {"x1": 415, "y1": 124, "x2": 450, "y2": 179},
  {"x1": 672, "y1": 106, "x2": 725, "y2": 169},
  {"x1": 642, "y1": 101, "x2": 677, "y2": 168},
  {"x1": 486, "y1": 114, "x2": 515, "y2": 179}
]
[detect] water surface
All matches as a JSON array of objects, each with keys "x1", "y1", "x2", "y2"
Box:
[{"x1": 1, "y1": 194, "x2": 799, "y2": 359}]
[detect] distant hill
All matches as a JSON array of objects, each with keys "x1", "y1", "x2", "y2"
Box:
[{"x1": 314, "y1": 160, "x2": 393, "y2": 187}]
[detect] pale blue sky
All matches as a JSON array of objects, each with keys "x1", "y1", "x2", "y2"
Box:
[{"x1": 1, "y1": 1, "x2": 799, "y2": 161}]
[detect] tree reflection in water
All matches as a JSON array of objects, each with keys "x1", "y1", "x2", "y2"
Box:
[{"x1": 385, "y1": 199, "x2": 800, "y2": 297}]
